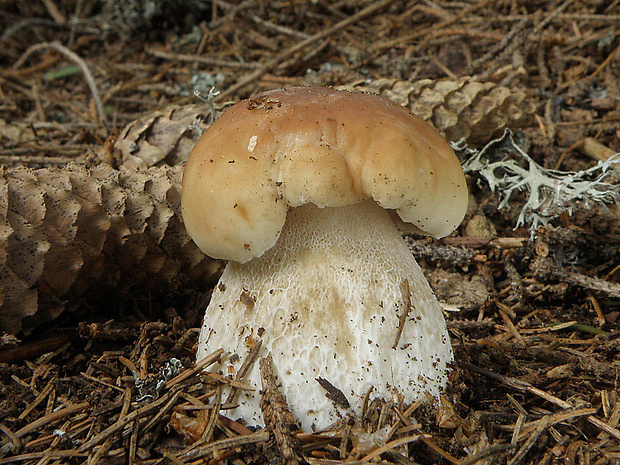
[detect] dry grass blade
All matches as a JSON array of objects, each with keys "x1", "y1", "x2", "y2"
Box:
[
  {"x1": 13, "y1": 41, "x2": 105, "y2": 123},
  {"x1": 418, "y1": 434, "x2": 460, "y2": 464},
  {"x1": 179, "y1": 430, "x2": 270, "y2": 462},
  {"x1": 14, "y1": 401, "x2": 89, "y2": 440},
  {"x1": 0, "y1": 425, "x2": 21, "y2": 456},
  {"x1": 225, "y1": 340, "x2": 262, "y2": 406},
  {"x1": 166, "y1": 349, "x2": 225, "y2": 388},
  {"x1": 508, "y1": 416, "x2": 549, "y2": 465},
  {"x1": 0, "y1": 450, "x2": 88, "y2": 463},
  {"x1": 178, "y1": 386, "x2": 222, "y2": 455},
  {"x1": 359, "y1": 435, "x2": 422, "y2": 462},
  {"x1": 78, "y1": 386, "x2": 181, "y2": 452},
  {"x1": 463, "y1": 362, "x2": 620, "y2": 441},
  {"x1": 517, "y1": 407, "x2": 596, "y2": 440},
  {"x1": 87, "y1": 437, "x2": 113, "y2": 465},
  {"x1": 17, "y1": 375, "x2": 56, "y2": 420},
  {"x1": 141, "y1": 388, "x2": 183, "y2": 434},
  {"x1": 457, "y1": 444, "x2": 516, "y2": 465}
]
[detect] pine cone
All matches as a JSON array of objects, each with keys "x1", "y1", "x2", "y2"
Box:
[
  {"x1": 340, "y1": 77, "x2": 536, "y2": 145},
  {"x1": 107, "y1": 104, "x2": 212, "y2": 170},
  {"x1": 0, "y1": 163, "x2": 219, "y2": 334}
]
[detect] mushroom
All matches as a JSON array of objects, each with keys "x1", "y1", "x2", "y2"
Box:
[{"x1": 181, "y1": 86, "x2": 468, "y2": 431}]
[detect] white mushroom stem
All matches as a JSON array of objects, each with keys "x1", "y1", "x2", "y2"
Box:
[{"x1": 197, "y1": 199, "x2": 452, "y2": 431}]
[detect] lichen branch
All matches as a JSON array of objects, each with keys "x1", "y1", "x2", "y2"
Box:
[{"x1": 462, "y1": 130, "x2": 620, "y2": 233}]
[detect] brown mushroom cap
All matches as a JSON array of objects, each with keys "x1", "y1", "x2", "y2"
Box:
[{"x1": 182, "y1": 86, "x2": 467, "y2": 262}]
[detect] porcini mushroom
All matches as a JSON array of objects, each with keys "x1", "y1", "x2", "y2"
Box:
[{"x1": 181, "y1": 86, "x2": 467, "y2": 431}]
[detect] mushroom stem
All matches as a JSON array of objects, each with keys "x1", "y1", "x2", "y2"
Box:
[{"x1": 197, "y1": 199, "x2": 452, "y2": 431}]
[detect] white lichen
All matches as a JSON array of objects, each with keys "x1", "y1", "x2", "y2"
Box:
[{"x1": 461, "y1": 130, "x2": 620, "y2": 233}]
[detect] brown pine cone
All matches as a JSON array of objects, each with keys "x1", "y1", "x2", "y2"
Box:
[
  {"x1": 0, "y1": 163, "x2": 219, "y2": 334},
  {"x1": 106, "y1": 104, "x2": 213, "y2": 170},
  {"x1": 340, "y1": 77, "x2": 536, "y2": 145}
]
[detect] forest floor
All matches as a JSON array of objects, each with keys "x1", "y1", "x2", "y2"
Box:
[{"x1": 1, "y1": 1, "x2": 620, "y2": 464}]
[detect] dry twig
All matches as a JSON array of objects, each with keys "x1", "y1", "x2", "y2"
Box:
[{"x1": 13, "y1": 41, "x2": 106, "y2": 123}]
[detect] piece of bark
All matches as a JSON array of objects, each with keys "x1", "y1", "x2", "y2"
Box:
[{"x1": 533, "y1": 256, "x2": 620, "y2": 300}]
